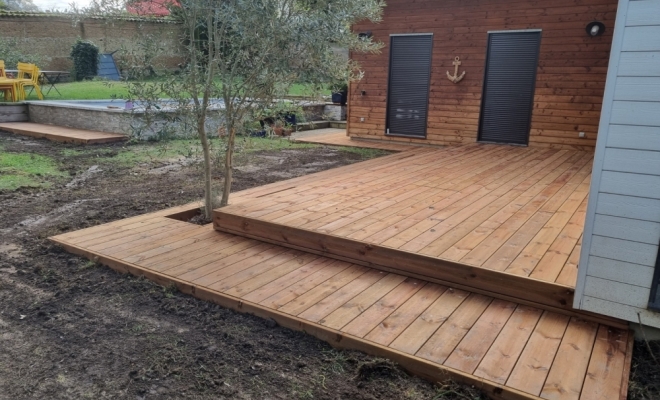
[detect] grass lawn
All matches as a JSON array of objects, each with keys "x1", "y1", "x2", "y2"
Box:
[
  {"x1": 60, "y1": 137, "x2": 322, "y2": 167},
  {"x1": 0, "y1": 136, "x2": 384, "y2": 191},
  {"x1": 16, "y1": 80, "x2": 330, "y2": 101},
  {"x1": 0, "y1": 145, "x2": 68, "y2": 190}
]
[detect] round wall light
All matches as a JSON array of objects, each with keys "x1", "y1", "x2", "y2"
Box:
[{"x1": 586, "y1": 21, "x2": 605, "y2": 37}]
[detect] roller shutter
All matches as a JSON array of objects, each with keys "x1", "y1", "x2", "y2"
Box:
[
  {"x1": 386, "y1": 34, "x2": 433, "y2": 138},
  {"x1": 479, "y1": 31, "x2": 541, "y2": 145}
]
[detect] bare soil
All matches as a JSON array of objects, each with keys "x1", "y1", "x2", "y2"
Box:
[
  {"x1": 1, "y1": 131, "x2": 658, "y2": 400},
  {"x1": 0, "y1": 131, "x2": 487, "y2": 400}
]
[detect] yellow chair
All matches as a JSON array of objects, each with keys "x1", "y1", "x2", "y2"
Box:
[
  {"x1": 16, "y1": 62, "x2": 43, "y2": 100},
  {"x1": 0, "y1": 60, "x2": 20, "y2": 101}
]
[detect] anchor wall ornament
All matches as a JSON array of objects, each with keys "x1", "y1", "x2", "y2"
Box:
[{"x1": 446, "y1": 56, "x2": 466, "y2": 84}]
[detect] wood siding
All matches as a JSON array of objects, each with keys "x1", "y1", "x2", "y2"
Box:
[
  {"x1": 348, "y1": 0, "x2": 618, "y2": 149},
  {"x1": 575, "y1": 0, "x2": 660, "y2": 328}
]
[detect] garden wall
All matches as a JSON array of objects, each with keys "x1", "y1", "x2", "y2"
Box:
[
  {"x1": 0, "y1": 11, "x2": 184, "y2": 72},
  {"x1": 26, "y1": 101, "x2": 331, "y2": 137}
]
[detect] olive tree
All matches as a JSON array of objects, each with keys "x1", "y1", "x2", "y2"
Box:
[
  {"x1": 84, "y1": 0, "x2": 384, "y2": 219},
  {"x1": 192, "y1": 0, "x2": 384, "y2": 216}
]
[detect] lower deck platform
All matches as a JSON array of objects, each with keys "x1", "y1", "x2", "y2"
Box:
[
  {"x1": 50, "y1": 202, "x2": 633, "y2": 400},
  {"x1": 0, "y1": 122, "x2": 127, "y2": 144}
]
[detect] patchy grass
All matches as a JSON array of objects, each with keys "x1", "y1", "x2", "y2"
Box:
[
  {"x1": 58, "y1": 137, "x2": 320, "y2": 168},
  {"x1": 20, "y1": 80, "x2": 330, "y2": 101},
  {"x1": 338, "y1": 146, "x2": 391, "y2": 159},
  {"x1": 0, "y1": 146, "x2": 67, "y2": 190},
  {"x1": 25, "y1": 81, "x2": 131, "y2": 101},
  {"x1": 240, "y1": 136, "x2": 318, "y2": 152}
]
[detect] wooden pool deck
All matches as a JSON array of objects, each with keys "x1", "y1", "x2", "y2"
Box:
[
  {"x1": 0, "y1": 122, "x2": 127, "y2": 144},
  {"x1": 50, "y1": 199, "x2": 633, "y2": 400}
]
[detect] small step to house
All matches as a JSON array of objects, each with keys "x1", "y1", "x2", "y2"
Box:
[
  {"x1": 0, "y1": 122, "x2": 127, "y2": 144},
  {"x1": 292, "y1": 128, "x2": 416, "y2": 152},
  {"x1": 294, "y1": 120, "x2": 330, "y2": 132},
  {"x1": 329, "y1": 121, "x2": 346, "y2": 129}
]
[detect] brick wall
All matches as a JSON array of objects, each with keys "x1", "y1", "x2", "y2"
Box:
[{"x1": 0, "y1": 12, "x2": 184, "y2": 72}]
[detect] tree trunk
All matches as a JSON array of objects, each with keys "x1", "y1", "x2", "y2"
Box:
[
  {"x1": 198, "y1": 117, "x2": 213, "y2": 219},
  {"x1": 220, "y1": 123, "x2": 236, "y2": 207}
]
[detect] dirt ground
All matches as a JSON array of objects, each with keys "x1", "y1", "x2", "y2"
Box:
[
  {"x1": 0, "y1": 131, "x2": 489, "y2": 400},
  {"x1": 0, "y1": 131, "x2": 658, "y2": 400}
]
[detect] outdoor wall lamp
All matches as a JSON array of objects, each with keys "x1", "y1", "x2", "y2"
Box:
[
  {"x1": 358, "y1": 31, "x2": 373, "y2": 39},
  {"x1": 586, "y1": 21, "x2": 605, "y2": 37}
]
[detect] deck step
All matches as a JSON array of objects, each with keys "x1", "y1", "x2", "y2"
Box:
[
  {"x1": 212, "y1": 210, "x2": 622, "y2": 328},
  {"x1": 50, "y1": 202, "x2": 634, "y2": 400},
  {"x1": 329, "y1": 121, "x2": 346, "y2": 129},
  {"x1": 293, "y1": 129, "x2": 417, "y2": 151},
  {"x1": 0, "y1": 122, "x2": 127, "y2": 144},
  {"x1": 210, "y1": 143, "x2": 625, "y2": 328},
  {"x1": 294, "y1": 120, "x2": 330, "y2": 131}
]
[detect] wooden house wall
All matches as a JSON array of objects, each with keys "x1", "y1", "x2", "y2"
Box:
[
  {"x1": 348, "y1": 0, "x2": 618, "y2": 149},
  {"x1": 574, "y1": 0, "x2": 660, "y2": 328}
]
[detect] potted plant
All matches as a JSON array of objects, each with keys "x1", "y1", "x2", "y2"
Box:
[
  {"x1": 255, "y1": 103, "x2": 300, "y2": 137},
  {"x1": 331, "y1": 82, "x2": 348, "y2": 105}
]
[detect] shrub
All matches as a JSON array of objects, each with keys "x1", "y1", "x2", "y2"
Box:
[
  {"x1": 0, "y1": 38, "x2": 43, "y2": 69},
  {"x1": 70, "y1": 40, "x2": 99, "y2": 81}
]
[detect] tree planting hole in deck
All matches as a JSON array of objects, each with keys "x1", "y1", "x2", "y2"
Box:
[{"x1": 165, "y1": 207, "x2": 212, "y2": 225}]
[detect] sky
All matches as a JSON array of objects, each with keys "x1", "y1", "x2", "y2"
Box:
[{"x1": 32, "y1": 0, "x2": 93, "y2": 11}]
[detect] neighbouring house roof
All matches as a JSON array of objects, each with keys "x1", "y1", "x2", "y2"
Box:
[{"x1": 126, "y1": 0, "x2": 179, "y2": 17}]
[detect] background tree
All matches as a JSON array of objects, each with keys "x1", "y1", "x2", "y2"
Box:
[
  {"x1": 70, "y1": 40, "x2": 100, "y2": 81},
  {"x1": 4, "y1": 0, "x2": 40, "y2": 11}
]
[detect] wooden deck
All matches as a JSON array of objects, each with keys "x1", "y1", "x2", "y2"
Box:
[
  {"x1": 0, "y1": 122, "x2": 127, "y2": 144},
  {"x1": 293, "y1": 128, "x2": 421, "y2": 151},
  {"x1": 213, "y1": 144, "x2": 594, "y2": 311},
  {"x1": 50, "y1": 202, "x2": 633, "y2": 400}
]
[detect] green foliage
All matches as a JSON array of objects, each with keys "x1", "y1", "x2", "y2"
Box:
[
  {"x1": 70, "y1": 40, "x2": 100, "y2": 81},
  {"x1": 0, "y1": 146, "x2": 67, "y2": 191},
  {"x1": 0, "y1": 38, "x2": 43, "y2": 69},
  {"x1": 111, "y1": 0, "x2": 384, "y2": 210},
  {"x1": 0, "y1": 0, "x2": 7, "y2": 10},
  {"x1": 330, "y1": 82, "x2": 348, "y2": 94}
]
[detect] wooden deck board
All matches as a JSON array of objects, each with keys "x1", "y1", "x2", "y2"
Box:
[
  {"x1": 0, "y1": 122, "x2": 127, "y2": 144},
  {"x1": 213, "y1": 145, "x2": 595, "y2": 312},
  {"x1": 49, "y1": 201, "x2": 632, "y2": 400}
]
